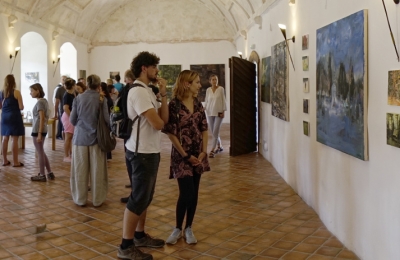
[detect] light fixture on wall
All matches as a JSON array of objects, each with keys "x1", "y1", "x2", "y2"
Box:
[
  {"x1": 53, "y1": 55, "x2": 60, "y2": 77},
  {"x1": 382, "y1": 0, "x2": 400, "y2": 61},
  {"x1": 9, "y1": 47, "x2": 20, "y2": 74},
  {"x1": 278, "y1": 24, "x2": 295, "y2": 70},
  {"x1": 289, "y1": 0, "x2": 295, "y2": 5},
  {"x1": 238, "y1": 51, "x2": 243, "y2": 58},
  {"x1": 8, "y1": 14, "x2": 18, "y2": 28}
]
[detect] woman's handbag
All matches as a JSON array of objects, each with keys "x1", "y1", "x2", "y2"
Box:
[{"x1": 97, "y1": 100, "x2": 116, "y2": 153}]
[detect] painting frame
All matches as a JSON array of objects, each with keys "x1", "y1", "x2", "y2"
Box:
[
  {"x1": 260, "y1": 56, "x2": 271, "y2": 103},
  {"x1": 158, "y1": 64, "x2": 182, "y2": 102},
  {"x1": 303, "y1": 121, "x2": 310, "y2": 136},
  {"x1": 302, "y1": 56, "x2": 309, "y2": 71},
  {"x1": 388, "y1": 70, "x2": 400, "y2": 106},
  {"x1": 190, "y1": 64, "x2": 225, "y2": 102},
  {"x1": 271, "y1": 41, "x2": 289, "y2": 121},
  {"x1": 302, "y1": 34, "x2": 309, "y2": 50},
  {"x1": 316, "y1": 10, "x2": 368, "y2": 160},
  {"x1": 387, "y1": 113, "x2": 400, "y2": 148},
  {"x1": 303, "y1": 99, "x2": 309, "y2": 114},
  {"x1": 303, "y1": 78, "x2": 310, "y2": 93}
]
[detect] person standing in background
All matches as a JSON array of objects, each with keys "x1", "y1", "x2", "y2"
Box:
[
  {"x1": 29, "y1": 83, "x2": 54, "y2": 182},
  {"x1": 0, "y1": 74, "x2": 25, "y2": 167},
  {"x1": 113, "y1": 74, "x2": 124, "y2": 93},
  {"x1": 53, "y1": 75, "x2": 67, "y2": 140},
  {"x1": 204, "y1": 74, "x2": 226, "y2": 158}
]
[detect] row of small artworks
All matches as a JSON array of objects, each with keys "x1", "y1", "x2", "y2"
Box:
[{"x1": 302, "y1": 34, "x2": 310, "y2": 137}]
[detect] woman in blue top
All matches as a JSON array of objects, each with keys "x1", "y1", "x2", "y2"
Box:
[{"x1": 0, "y1": 75, "x2": 24, "y2": 167}]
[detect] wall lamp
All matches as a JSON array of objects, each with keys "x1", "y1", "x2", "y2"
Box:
[
  {"x1": 238, "y1": 51, "x2": 243, "y2": 58},
  {"x1": 53, "y1": 55, "x2": 60, "y2": 77},
  {"x1": 9, "y1": 47, "x2": 20, "y2": 74},
  {"x1": 278, "y1": 24, "x2": 295, "y2": 71},
  {"x1": 8, "y1": 14, "x2": 18, "y2": 28}
]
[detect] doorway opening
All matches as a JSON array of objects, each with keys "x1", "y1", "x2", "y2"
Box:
[{"x1": 248, "y1": 51, "x2": 260, "y2": 152}]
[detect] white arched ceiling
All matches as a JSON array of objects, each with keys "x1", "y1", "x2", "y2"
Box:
[{"x1": 0, "y1": 0, "x2": 277, "y2": 45}]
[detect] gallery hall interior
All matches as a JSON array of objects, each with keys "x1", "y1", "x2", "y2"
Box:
[{"x1": 0, "y1": 0, "x2": 398, "y2": 259}]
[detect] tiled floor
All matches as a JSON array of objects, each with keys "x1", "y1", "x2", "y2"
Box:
[{"x1": 0, "y1": 124, "x2": 359, "y2": 260}]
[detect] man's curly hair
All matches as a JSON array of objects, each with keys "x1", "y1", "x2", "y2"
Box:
[{"x1": 130, "y1": 51, "x2": 160, "y2": 78}]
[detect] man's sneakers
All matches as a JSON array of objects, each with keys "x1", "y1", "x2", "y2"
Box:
[
  {"x1": 134, "y1": 233, "x2": 165, "y2": 248},
  {"x1": 117, "y1": 245, "x2": 152, "y2": 260}
]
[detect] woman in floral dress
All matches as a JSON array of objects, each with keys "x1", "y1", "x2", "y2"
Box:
[{"x1": 162, "y1": 70, "x2": 210, "y2": 245}]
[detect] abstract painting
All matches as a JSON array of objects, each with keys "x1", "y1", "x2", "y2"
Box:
[
  {"x1": 303, "y1": 78, "x2": 310, "y2": 93},
  {"x1": 271, "y1": 41, "x2": 289, "y2": 121},
  {"x1": 25, "y1": 72, "x2": 39, "y2": 83},
  {"x1": 302, "y1": 56, "x2": 309, "y2": 71},
  {"x1": 387, "y1": 113, "x2": 400, "y2": 148},
  {"x1": 388, "y1": 70, "x2": 400, "y2": 106},
  {"x1": 303, "y1": 99, "x2": 309, "y2": 114},
  {"x1": 303, "y1": 121, "x2": 310, "y2": 136},
  {"x1": 302, "y1": 34, "x2": 309, "y2": 50},
  {"x1": 260, "y1": 56, "x2": 271, "y2": 103},
  {"x1": 190, "y1": 64, "x2": 225, "y2": 102},
  {"x1": 158, "y1": 65, "x2": 182, "y2": 102},
  {"x1": 79, "y1": 70, "x2": 86, "y2": 79},
  {"x1": 316, "y1": 10, "x2": 368, "y2": 160}
]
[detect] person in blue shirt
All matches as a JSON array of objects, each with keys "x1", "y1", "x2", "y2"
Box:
[{"x1": 113, "y1": 74, "x2": 124, "y2": 92}]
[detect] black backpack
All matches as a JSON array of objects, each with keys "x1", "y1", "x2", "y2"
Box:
[{"x1": 110, "y1": 83, "x2": 144, "y2": 140}]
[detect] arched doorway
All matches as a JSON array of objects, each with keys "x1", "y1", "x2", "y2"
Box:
[
  {"x1": 21, "y1": 32, "x2": 47, "y2": 129},
  {"x1": 60, "y1": 42, "x2": 77, "y2": 80}
]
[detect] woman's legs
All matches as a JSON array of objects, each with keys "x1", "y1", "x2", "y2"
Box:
[
  {"x1": 2, "y1": 136, "x2": 9, "y2": 163},
  {"x1": 209, "y1": 116, "x2": 223, "y2": 152},
  {"x1": 11, "y1": 136, "x2": 20, "y2": 165},
  {"x1": 64, "y1": 132, "x2": 73, "y2": 158},
  {"x1": 32, "y1": 136, "x2": 52, "y2": 175},
  {"x1": 176, "y1": 174, "x2": 202, "y2": 229}
]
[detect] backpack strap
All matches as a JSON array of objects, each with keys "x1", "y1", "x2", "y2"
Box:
[{"x1": 129, "y1": 83, "x2": 145, "y2": 156}]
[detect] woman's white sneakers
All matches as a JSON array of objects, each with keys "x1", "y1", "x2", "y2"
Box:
[
  {"x1": 166, "y1": 228, "x2": 182, "y2": 244},
  {"x1": 166, "y1": 227, "x2": 198, "y2": 245},
  {"x1": 184, "y1": 227, "x2": 197, "y2": 244}
]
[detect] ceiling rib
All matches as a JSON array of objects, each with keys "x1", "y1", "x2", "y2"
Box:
[
  {"x1": 246, "y1": 0, "x2": 254, "y2": 14},
  {"x1": 232, "y1": 0, "x2": 250, "y2": 18}
]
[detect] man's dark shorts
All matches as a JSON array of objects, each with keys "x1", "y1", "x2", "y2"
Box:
[{"x1": 126, "y1": 150, "x2": 160, "y2": 215}]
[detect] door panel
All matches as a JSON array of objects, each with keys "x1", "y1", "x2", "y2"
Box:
[{"x1": 229, "y1": 57, "x2": 257, "y2": 156}]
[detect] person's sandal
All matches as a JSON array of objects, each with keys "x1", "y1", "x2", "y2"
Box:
[
  {"x1": 216, "y1": 147, "x2": 224, "y2": 153},
  {"x1": 209, "y1": 151, "x2": 215, "y2": 158}
]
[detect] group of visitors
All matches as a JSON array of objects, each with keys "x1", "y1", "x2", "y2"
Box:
[{"x1": 0, "y1": 51, "x2": 227, "y2": 260}]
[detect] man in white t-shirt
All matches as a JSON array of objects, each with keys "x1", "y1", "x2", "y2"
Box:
[{"x1": 118, "y1": 51, "x2": 168, "y2": 260}]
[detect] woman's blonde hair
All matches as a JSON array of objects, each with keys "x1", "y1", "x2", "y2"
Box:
[
  {"x1": 124, "y1": 69, "x2": 135, "y2": 81},
  {"x1": 172, "y1": 70, "x2": 199, "y2": 101},
  {"x1": 106, "y1": 78, "x2": 113, "y2": 85}
]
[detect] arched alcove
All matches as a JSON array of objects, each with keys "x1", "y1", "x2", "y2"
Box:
[
  {"x1": 21, "y1": 32, "x2": 48, "y2": 130},
  {"x1": 60, "y1": 42, "x2": 77, "y2": 80}
]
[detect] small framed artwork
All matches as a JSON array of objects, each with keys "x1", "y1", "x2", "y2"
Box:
[
  {"x1": 303, "y1": 78, "x2": 309, "y2": 93},
  {"x1": 303, "y1": 99, "x2": 309, "y2": 114},
  {"x1": 79, "y1": 70, "x2": 86, "y2": 79},
  {"x1": 303, "y1": 121, "x2": 310, "y2": 136},
  {"x1": 25, "y1": 72, "x2": 39, "y2": 83},
  {"x1": 109, "y1": 71, "x2": 120, "y2": 80},
  {"x1": 387, "y1": 113, "x2": 400, "y2": 148},
  {"x1": 302, "y1": 34, "x2": 309, "y2": 50},
  {"x1": 302, "y1": 56, "x2": 309, "y2": 71}
]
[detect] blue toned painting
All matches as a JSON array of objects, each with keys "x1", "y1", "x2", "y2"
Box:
[{"x1": 316, "y1": 10, "x2": 368, "y2": 160}]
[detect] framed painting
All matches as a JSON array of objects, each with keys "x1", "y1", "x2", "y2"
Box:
[
  {"x1": 303, "y1": 121, "x2": 310, "y2": 136},
  {"x1": 190, "y1": 64, "x2": 225, "y2": 102},
  {"x1": 303, "y1": 78, "x2": 310, "y2": 93},
  {"x1": 303, "y1": 99, "x2": 309, "y2": 114},
  {"x1": 79, "y1": 70, "x2": 86, "y2": 79},
  {"x1": 109, "y1": 71, "x2": 119, "y2": 80},
  {"x1": 388, "y1": 70, "x2": 400, "y2": 106},
  {"x1": 316, "y1": 10, "x2": 368, "y2": 160},
  {"x1": 158, "y1": 65, "x2": 182, "y2": 102},
  {"x1": 25, "y1": 72, "x2": 39, "y2": 83},
  {"x1": 260, "y1": 56, "x2": 271, "y2": 103},
  {"x1": 387, "y1": 113, "x2": 400, "y2": 148},
  {"x1": 271, "y1": 41, "x2": 289, "y2": 121},
  {"x1": 302, "y1": 56, "x2": 309, "y2": 71},
  {"x1": 302, "y1": 34, "x2": 309, "y2": 50}
]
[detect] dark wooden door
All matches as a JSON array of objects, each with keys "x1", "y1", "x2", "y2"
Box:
[{"x1": 229, "y1": 57, "x2": 257, "y2": 156}]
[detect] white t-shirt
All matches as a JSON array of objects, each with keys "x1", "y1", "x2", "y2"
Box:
[
  {"x1": 125, "y1": 80, "x2": 161, "y2": 153},
  {"x1": 204, "y1": 86, "x2": 227, "y2": 116}
]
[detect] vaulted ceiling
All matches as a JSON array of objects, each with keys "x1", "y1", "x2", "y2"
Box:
[{"x1": 0, "y1": 0, "x2": 275, "y2": 45}]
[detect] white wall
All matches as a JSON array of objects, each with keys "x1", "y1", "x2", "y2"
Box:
[
  {"x1": 89, "y1": 42, "x2": 237, "y2": 123},
  {"x1": 0, "y1": 14, "x2": 89, "y2": 125},
  {"x1": 237, "y1": 0, "x2": 400, "y2": 259}
]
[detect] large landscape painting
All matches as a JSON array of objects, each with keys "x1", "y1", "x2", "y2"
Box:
[
  {"x1": 260, "y1": 56, "x2": 271, "y2": 103},
  {"x1": 190, "y1": 64, "x2": 225, "y2": 102},
  {"x1": 271, "y1": 41, "x2": 289, "y2": 121},
  {"x1": 316, "y1": 10, "x2": 368, "y2": 160}
]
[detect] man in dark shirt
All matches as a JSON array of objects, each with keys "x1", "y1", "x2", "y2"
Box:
[{"x1": 53, "y1": 75, "x2": 66, "y2": 139}]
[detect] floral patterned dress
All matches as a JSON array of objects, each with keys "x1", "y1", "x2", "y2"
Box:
[{"x1": 162, "y1": 98, "x2": 210, "y2": 179}]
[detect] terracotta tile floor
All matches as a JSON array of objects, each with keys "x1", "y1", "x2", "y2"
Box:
[{"x1": 0, "y1": 124, "x2": 359, "y2": 259}]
